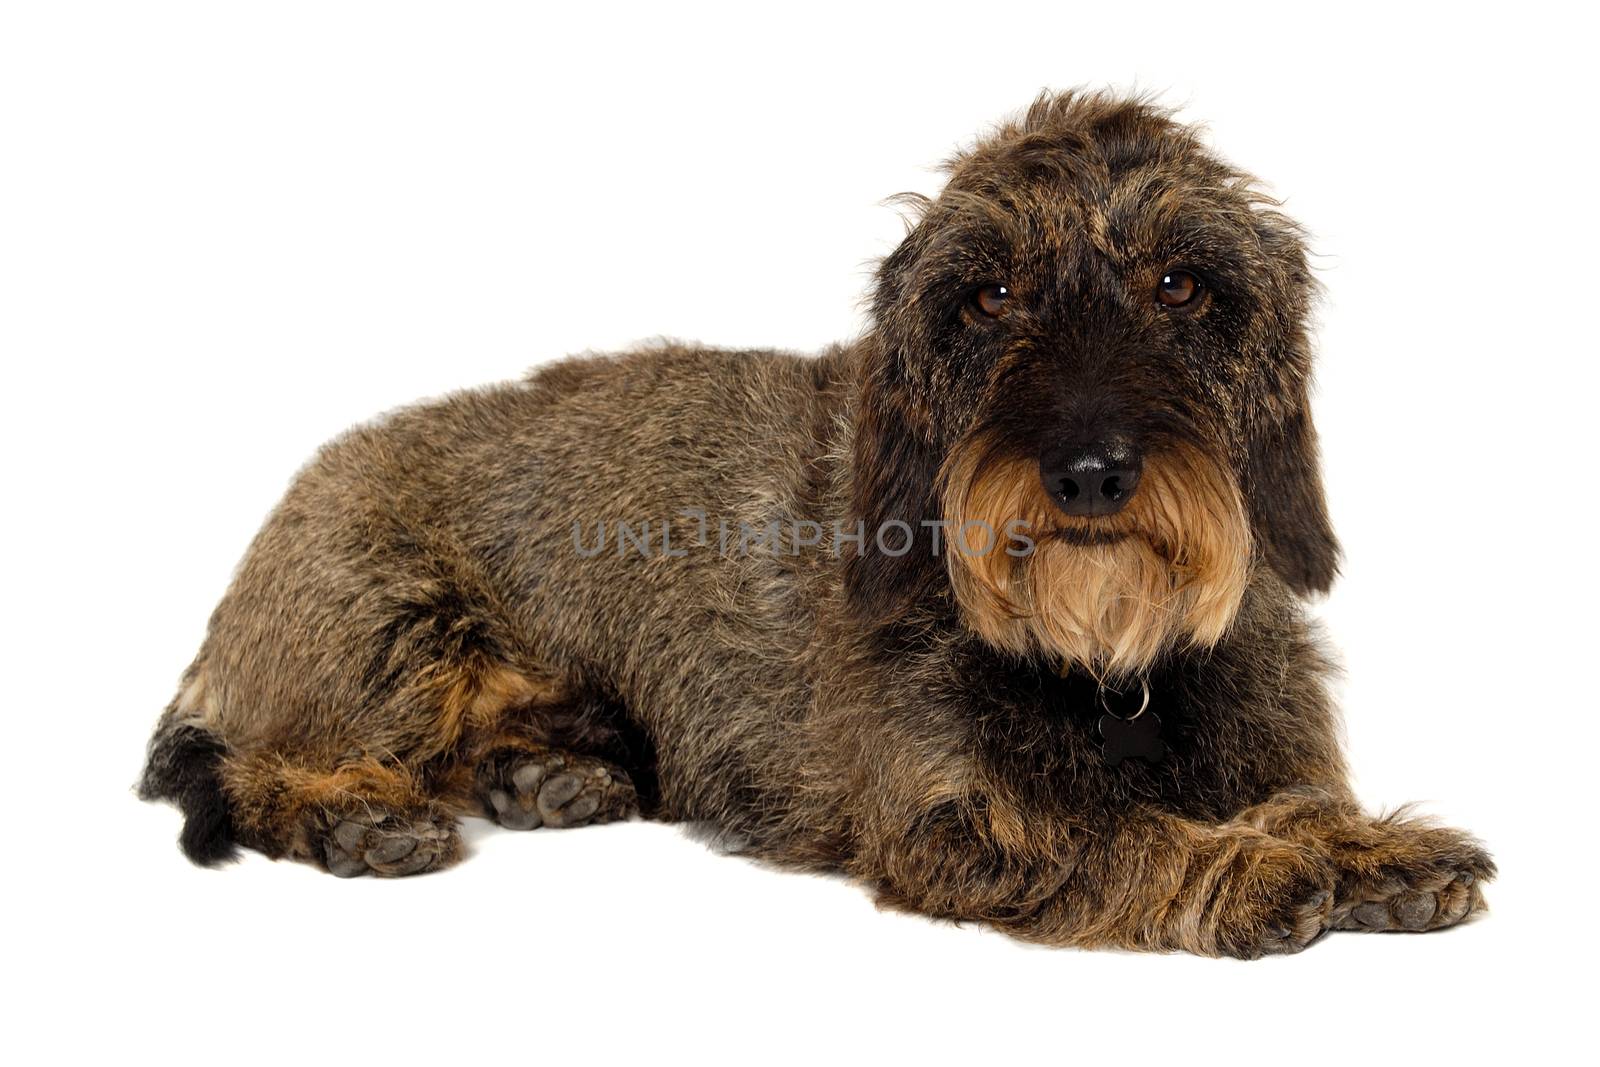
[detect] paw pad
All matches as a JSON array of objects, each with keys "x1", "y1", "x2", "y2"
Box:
[
  {"x1": 1335, "y1": 872, "x2": 1482, "y2": 932},
  {"x1": 482, "y1": 751, "x2": 636, "y2": 831},
  {"x1": 321, "y1": 813, "x2": 457, "y2": 878}
]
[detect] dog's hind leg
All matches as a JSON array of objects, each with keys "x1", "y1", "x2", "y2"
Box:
[
  {"x1": 208, "y1": 660, "x2": 622, "y2": 873},
  {"x1": 220, "y1": 750, "x2": 462, "y2": 877},
  {"x1": 434, "y1": 693, "x2": 647, "y2": 831}
]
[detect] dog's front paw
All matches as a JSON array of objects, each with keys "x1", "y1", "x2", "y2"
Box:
[
  {"x1": 1207, "y1": 840, "x2": 1336, "y2": 958},
  {"x1": 1330, "y1": 826, "x2": 1494, "y2": 933}
]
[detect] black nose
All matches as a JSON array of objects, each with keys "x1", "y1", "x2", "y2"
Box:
[{"x1": 1040, "y1": 442, "x2": 1143, "y2": 517}]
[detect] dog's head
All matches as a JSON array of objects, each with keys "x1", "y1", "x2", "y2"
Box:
[{"x1": 847, "y1": 91, "x2": 1338, "y2": 676}]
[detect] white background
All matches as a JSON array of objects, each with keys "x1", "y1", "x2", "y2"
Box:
[{"x1": 4, "y1": 2, "x2": 1594, "y2": 1063}]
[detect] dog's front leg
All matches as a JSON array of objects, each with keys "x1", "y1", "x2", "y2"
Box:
[
  {"x1": 857, "y1": 797, "x2": 1340, "y2": 958},
  {"x1": 1232, "y1": 787, "x2": 1494, "y2": 933}
]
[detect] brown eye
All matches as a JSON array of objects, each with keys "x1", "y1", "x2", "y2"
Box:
[
  {"x1": 973, "y1": 283, "x2": 1011, "y2": 318},
  {"x1": 1156, "y1": 270, "x2": 1201, "y2": 308}
]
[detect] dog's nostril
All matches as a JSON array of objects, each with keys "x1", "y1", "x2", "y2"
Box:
[{"x1": 1040, "y1": 445, "x2": 1143, "y2": 518}]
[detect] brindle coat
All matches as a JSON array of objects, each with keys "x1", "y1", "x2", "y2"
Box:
[{"x1": 141, "y1": 91, "x2": 1492, "y2": 957}]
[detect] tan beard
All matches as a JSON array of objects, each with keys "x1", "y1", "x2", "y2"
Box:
[{"x1": 941, "y1": 439, "x2": 1252, "y2": 678}]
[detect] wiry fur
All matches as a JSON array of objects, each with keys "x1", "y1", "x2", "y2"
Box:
[
  {"x1": 943, "y1": 440, "x2": 1250, "y2": 676},
  {"x1": 139, "y1": 90, "x2": 1492, "y2": 956}
]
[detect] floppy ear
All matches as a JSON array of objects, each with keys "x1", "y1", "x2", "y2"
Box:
[
  {"x1": 841, "y1": 216, "x2": 956, "y2": 624},
  {"x1": 1240, "y1": 209, "x2": 1341, "y2": 595},
  {"x1": 1245, "y1": 380, "x2": 1340, "y2": 595},
  {"x1": 841, "y1": 344, "x2": 949, "y2": 623}
]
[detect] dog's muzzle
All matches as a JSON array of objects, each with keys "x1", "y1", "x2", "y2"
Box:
[{"x1": 1040, "y1": 440, "x2": 1143, "y2": 517}]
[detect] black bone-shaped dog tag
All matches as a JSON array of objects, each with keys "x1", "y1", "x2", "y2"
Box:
[{"x1": 1098, "y1": 710, "x2": 1166, "y2": 766}]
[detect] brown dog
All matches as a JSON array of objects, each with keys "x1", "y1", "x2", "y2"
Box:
[{"x1": 140, "y1": 90, "x2": 1492, "y2": 957}]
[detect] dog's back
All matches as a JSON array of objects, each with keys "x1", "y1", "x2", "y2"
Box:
[{"x1": 143, "y1": 342, "x2": 854, "y2": 864}]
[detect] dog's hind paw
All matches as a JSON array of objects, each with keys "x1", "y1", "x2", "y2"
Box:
[
  {"x1": 480, "y1": 749, "x2": 637, "y2": 831},
  {"x1": 319, "y1": 811, "x2": 460, "y2": 878}
]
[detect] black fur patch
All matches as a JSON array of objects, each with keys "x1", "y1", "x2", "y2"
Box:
[{"x1": 139, "y1": 721, "x2": 238, "y2": 866}]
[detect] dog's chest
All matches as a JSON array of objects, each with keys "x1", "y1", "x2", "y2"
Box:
[{"x1": 968, "y1": 662, "x2": 1267, "y2": 821}]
